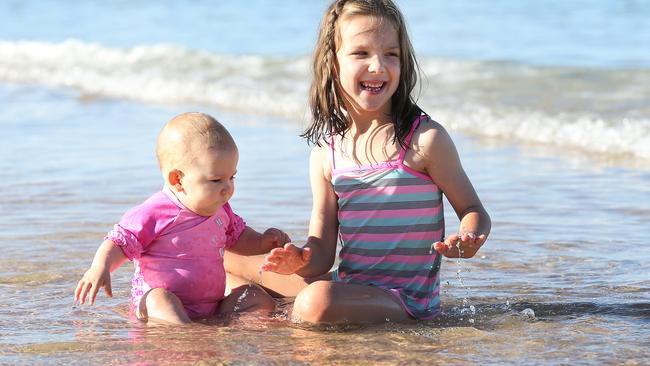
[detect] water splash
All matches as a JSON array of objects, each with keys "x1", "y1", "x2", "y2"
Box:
[
  {"x1": 453, "y1": 235, "x2": 476, "y2": 324},
  {"x1": 519, "y1": 308, "x2": 536, "y2": 321},
  {"x1": 232, "y1": 287, "x2": 250, "y2": 313}
]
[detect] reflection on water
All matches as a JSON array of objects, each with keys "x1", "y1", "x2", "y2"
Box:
[{"x1": 1, "y1": 94, "x2": 649, "y2": 364}]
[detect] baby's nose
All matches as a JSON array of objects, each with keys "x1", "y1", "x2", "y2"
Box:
[{"x1": 222, "y1": 181, "x2": 234, "y2": 197}]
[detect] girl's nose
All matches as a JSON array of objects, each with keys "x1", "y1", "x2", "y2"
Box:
[{"x1": 368, "y1": 55, "x2": 385, "y2": 73}]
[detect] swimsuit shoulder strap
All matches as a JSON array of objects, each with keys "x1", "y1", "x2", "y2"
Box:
[{"x1": 397, "y1": 115, "x2": 426, "y2": 164}]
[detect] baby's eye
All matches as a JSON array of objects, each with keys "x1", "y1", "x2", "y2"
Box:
[
  {"x1": 230, "y1": 175, "x2": 236, "y2": 180},
  {"x1": 211, "y1": 179, "x2": 222, "y2": 183}
]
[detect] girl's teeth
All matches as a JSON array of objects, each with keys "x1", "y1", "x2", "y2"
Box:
[{"x1": 361, "y1": 82, "x2": 384, "y2": 92}]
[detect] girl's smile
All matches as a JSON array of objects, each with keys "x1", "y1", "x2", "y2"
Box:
[{"x1": 360, "y1": 80, "x2": 386, "y2": 93}]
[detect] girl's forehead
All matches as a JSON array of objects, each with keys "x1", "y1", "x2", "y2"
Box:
[
  {"x1": 337, "y1": 15, "x2": 398, "y2": 45},
  {"x1": 339, "y1": 14, "x2": 393, "y2": 31}
]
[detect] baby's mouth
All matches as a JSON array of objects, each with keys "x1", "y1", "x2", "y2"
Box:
[{"x1": 360, "y1": 81, "x2": 385, "y2": 93}]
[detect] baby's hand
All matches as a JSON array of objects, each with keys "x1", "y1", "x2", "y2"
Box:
[
  {"x1": 261, "y1": 228, "x2": 291, "y2": 251},
  {"x1": 260, "y1": 243, "x2": 312, "y2": 275},
  {"x1": 433, "y1": 232, "x2": 487, "y2": 258},
  {"x1": 74, "y1": 265, "x2": 113, "y2": 305}
]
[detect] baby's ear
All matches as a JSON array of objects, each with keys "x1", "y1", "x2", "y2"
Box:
[{"x1": 167, "y1": 169, "x2": 184, "y2": 191}]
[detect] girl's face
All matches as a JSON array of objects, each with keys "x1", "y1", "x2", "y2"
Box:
[
  {"x1": 176, "y1": 147, "x2": 238, "y2": 216},
  {"x1": 335, "y1": 15, "x2": 400, "y2": 120}
]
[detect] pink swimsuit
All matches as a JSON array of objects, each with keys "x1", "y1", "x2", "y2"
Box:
[{"x1": 105, "y1": 187, "x2": 245, "y2": 318}]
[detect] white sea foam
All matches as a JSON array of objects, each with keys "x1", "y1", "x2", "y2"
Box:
[
  {"x1": 1, "y1": 40, "x2": 649, "y2": 160},
  {"x1": 0, "y1": 40, "x2": 311, "y2": 118}
]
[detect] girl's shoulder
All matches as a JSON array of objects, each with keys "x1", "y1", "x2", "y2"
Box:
[
  {"x1": 408, "y1": 115, "x2": 458, "y2": 167},
  {"x1": 310, "y1": 143, "x2": 333, "y2": 179},
  {"x1": 413, "y1": 116, "x2": 453, "y2": 148}
]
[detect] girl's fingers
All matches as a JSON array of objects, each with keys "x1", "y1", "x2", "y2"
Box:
[
  {"x1": 432, "y1": 241, "x2": 446, "y2": 252},
  {"x1": 461, "y1": 232, "x2": 476, "y2": 242},
  {"x1": 301, "y1": 247, "x2": 312, "y2": 262}
]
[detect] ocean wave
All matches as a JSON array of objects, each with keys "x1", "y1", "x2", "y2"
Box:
[
  {"x1": 1, "y1": 40, "x2": 649, "y2": 160},
  {"x1": 0, "y1": 39, "x2": 311, "y2": 117}
]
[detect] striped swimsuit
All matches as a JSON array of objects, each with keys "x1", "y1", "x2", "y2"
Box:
[{"x1": 331, "y1": 116, "x2": 444, "y2": 319}]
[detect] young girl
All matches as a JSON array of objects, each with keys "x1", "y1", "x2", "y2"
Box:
[
  {"x1": 225, "y1": 0, "x2": 491, "y2": 324},
  {"x1": 74, "y1": 112, "x2": 290, "y2": 325}
]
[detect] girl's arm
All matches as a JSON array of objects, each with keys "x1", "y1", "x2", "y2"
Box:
[
  {"x1": 262, "y1": 146, "x2": 339, "y2": 277},
  {"x1": 419, "y1": 121, "x2": 491, "y2": 258},
  {"x1": 74, "y1": 240, "x2": 127, "y2": 305}
]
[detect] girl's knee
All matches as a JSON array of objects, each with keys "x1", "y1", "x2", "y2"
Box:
[
  {"x1": 292, "y1": 281, "x2": 336, "y2": 323},
  {"x1": 244, "y1": 285, "x2": 276, "y2": 312},
  {"x1": 221, "y1": 284, "x2": 275, "y2": 314}
]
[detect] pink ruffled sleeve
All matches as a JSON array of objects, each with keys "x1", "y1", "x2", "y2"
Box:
[
  {"x1": 222, "y1": 203, "x2": 246, "y2": 249},
  {"x1": 105, "y1": 191, "x2": 180, "y2": 260},
  {"x1": 105, "y1": 224, "x2": 144, "y2": 260}
]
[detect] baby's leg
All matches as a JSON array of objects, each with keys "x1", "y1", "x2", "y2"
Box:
[
  {"x1": 217, "y1": 284, "x2": 276, "y2": 315},
  {"x1": 137, "y1": 288, "x2": 192, "y2": 325},
  {"x1": 224, "y1": 251, "x2": 311, "y2": 297}
]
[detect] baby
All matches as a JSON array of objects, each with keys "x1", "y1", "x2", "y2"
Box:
[{"x1": 74, "y1": 112, "x2": 289, "y2": 325}]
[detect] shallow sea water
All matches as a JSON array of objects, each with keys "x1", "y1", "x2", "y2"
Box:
[{"x1": 1, "y1": 85, "x2": 648, "y2": 365}]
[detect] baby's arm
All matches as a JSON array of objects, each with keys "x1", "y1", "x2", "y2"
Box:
[
  {"x1": 263, "y1": 146, "x2": 338, "y2": 276},
  {"x1": 419, "y1": 121, "x2": 491, "y2": 258},
  {"x1": 228, "y1": 226, "x2": 291, "y2": 256},
  {"x1": 74, "y1": 240, "x2": 127, "y2": 305}
]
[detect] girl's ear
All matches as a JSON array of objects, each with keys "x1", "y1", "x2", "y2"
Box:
[{"x1": 168, "y1": 169, "x2": 184, "y2": 192}]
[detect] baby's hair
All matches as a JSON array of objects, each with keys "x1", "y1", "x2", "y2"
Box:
[
  {"x1": 156, "y1": 112, "x2": 235, "y2": 171},
  {"x1": 303, "y1": 0, "x2": 422, "y2": 147}
]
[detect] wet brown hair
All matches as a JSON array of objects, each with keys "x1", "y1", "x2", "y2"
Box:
[{"x1": 302, "y1": 0, "x2": 422, "y2": 147}]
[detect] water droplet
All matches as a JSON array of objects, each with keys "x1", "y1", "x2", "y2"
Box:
[{"x1": 233, "y1": 287, "x2": 250, "y2": 312}]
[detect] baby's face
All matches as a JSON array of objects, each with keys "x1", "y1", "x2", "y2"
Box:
[{"x1": 179, "y1": 147, "x2": 238, "y2": 216}]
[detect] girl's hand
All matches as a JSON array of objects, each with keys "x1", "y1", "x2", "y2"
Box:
[
  {"x1": 260, "y1": 243, "x2": 312, "y2": 275},
  {"x1": 433, "y1": 232, "x2": 487, "y2": 258},
  {"x1": 74, "y1": 265, "x2": 113, "y2": 305},
  {"x1": 261, "y1": 228, "x2": 291, "y2": 251}
]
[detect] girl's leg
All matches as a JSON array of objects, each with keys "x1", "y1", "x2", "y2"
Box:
[
  {"x1": 224, "y1": 252, "x2": 314, "y2": 297},
  {"x1": 292, "y1": 281, "x2": 412, "y2": 324},
  {"x1": 137, "y1": 288, "x2": 192, "y2": 325},
  {"x1": 217, "y1": 284, "x2": 276, "y2": 315}
]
